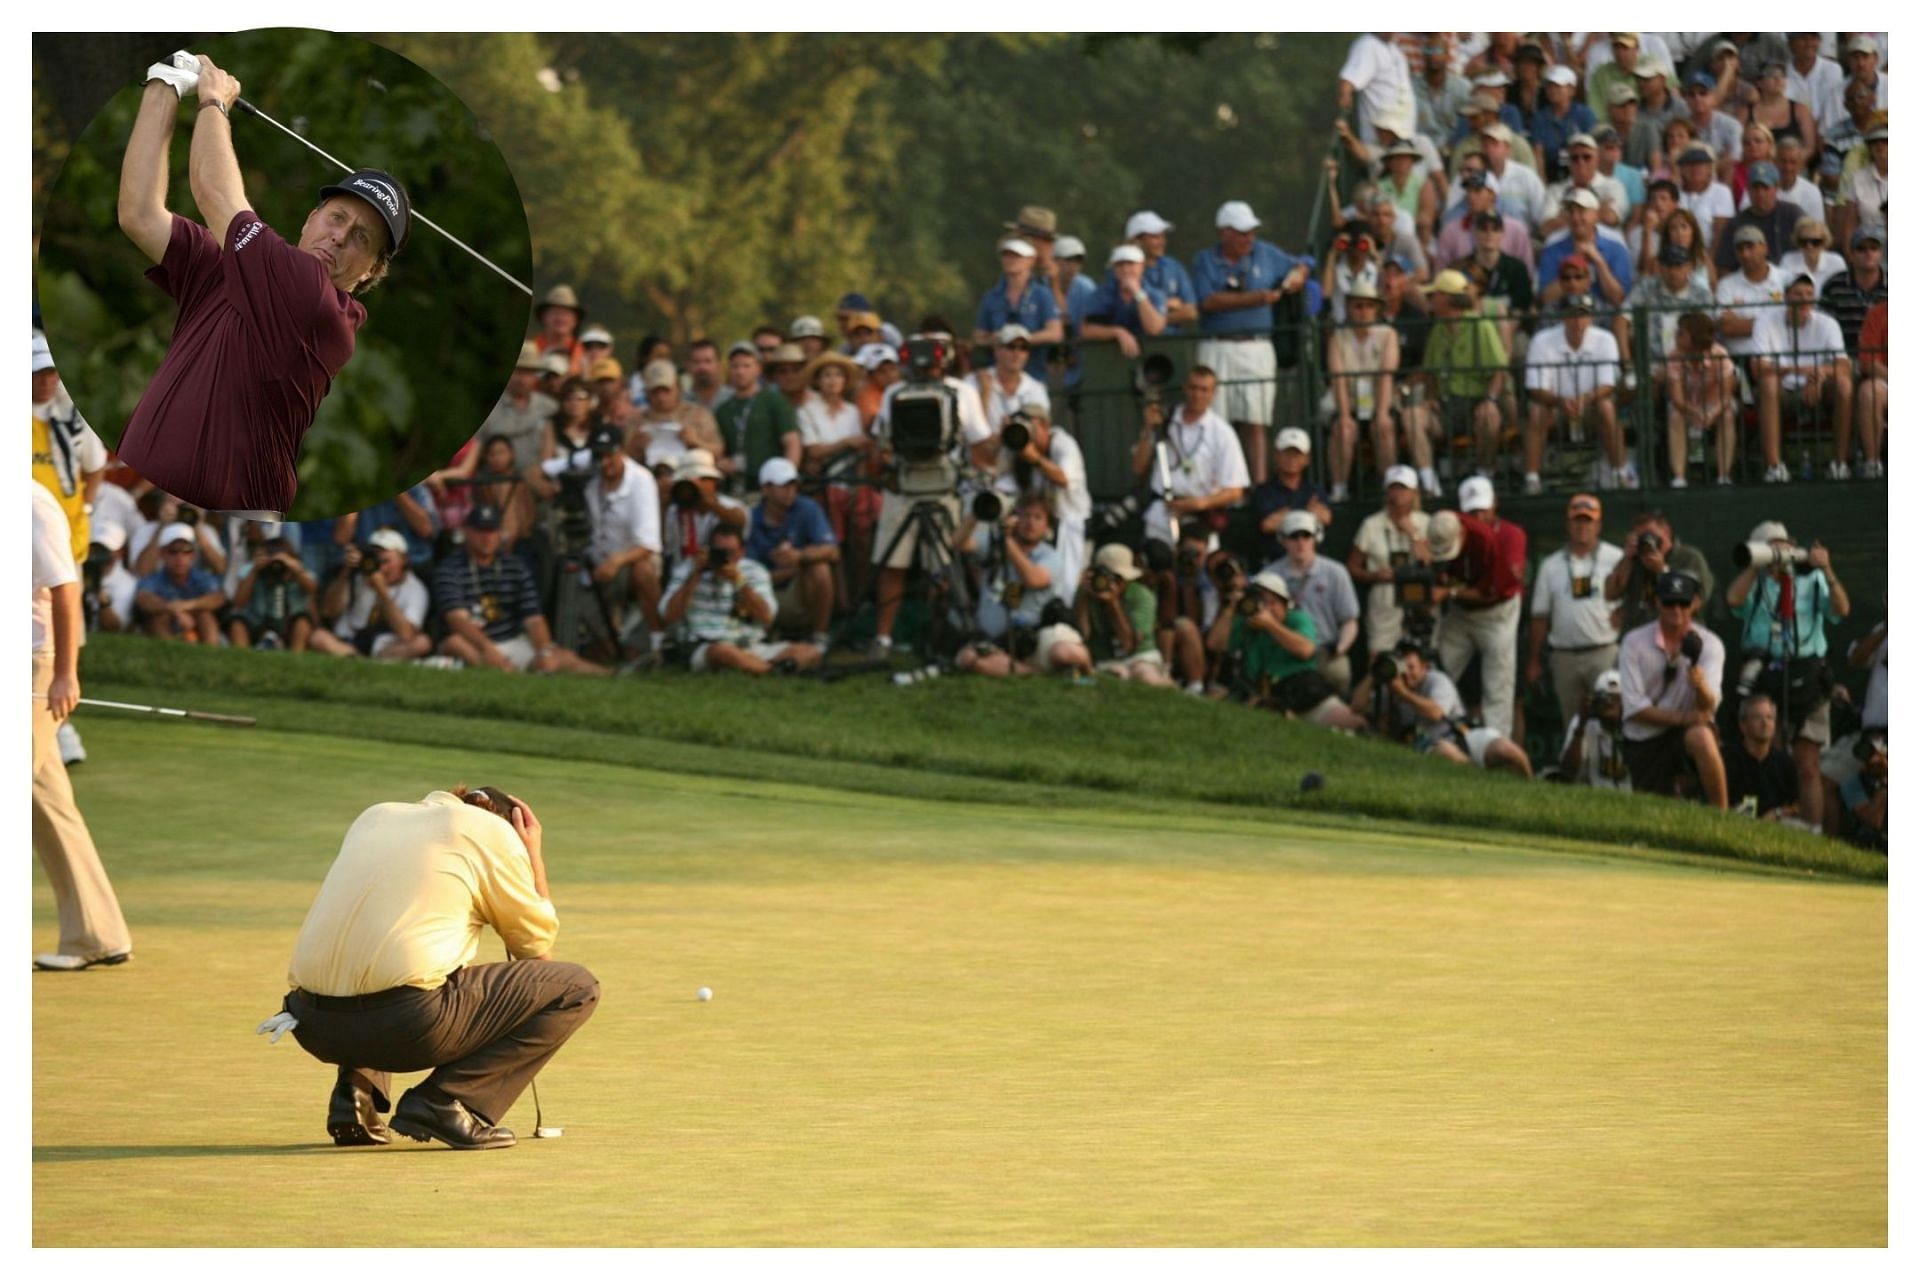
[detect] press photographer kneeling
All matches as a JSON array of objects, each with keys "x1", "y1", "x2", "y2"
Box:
[
  {"x1": 308, "y1": 529, "x2": 431, "y2": 662},
  {"x1": 1349, "y1": 640, "x2": 1532, "y2": 776},
  {"x1": 1210, "y1": 570, "x2": 1365, "y2": 728},
  {"x1": 663, "y1": 524, "x2": 821, "y2": 676},
  {"x1": 953, "y1": 492, "x2": 1086, "y2": 678}
]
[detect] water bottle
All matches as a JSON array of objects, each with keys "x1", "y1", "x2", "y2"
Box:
[
  {"x1": 891, "y1": 663, "x2": 943, "y2": 687},
  {"x1": 1686, "y1": 423, "x2": 1704, "y2": 466}
]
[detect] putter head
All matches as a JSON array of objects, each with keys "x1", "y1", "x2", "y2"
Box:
[{"x1": 532, "y1": 1126, "x2": 563, "y2": 1139}]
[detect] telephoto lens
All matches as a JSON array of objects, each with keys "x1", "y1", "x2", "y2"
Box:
[
  {"x1": 972, "y1": 491, "x2": 1005, "y2": 522},
  {"x1": 707, "y1": 545, "x2": 729, "y2": 571},
  {"x1": 1371, "y1": 652, "x2": 1402, "y2": 684},
  {"x1": 1235, "y1": 592, "x2": 1262, "y2": 618},
  {"x1": 1001, "y1": 417, "x2": 1031, "y2": 454}
]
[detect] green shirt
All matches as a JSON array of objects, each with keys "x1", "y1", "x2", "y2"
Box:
[
  {"x1": 712, "y1": 390, "x2": 799, "y2": 490},
  {"x1": 1231, "y1": 607, "x2": 1319, "y2": 683},
  {"x1": 1087, "y1": 581, "x2": 1161, "y2": 661},
  {"x1": 1423, "y1": 314, "x2": 1509, "y2": 400}
]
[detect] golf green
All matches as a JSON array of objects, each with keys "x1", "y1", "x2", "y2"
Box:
[{"x1": 33, "y1": 717, "x2": 1886, "y2": 1246}]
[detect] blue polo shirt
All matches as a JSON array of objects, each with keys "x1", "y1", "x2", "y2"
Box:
[
  {"x1": 1190, "y1": 239, "x2": 1303, "y2": 335},
  {"x1": 745, "y1": 494, "x2": 836, "y2": 568},
  {"x1": 1529, "y1": 102, "x2": 1597, "y2": 175},
  {"x1": 1083, "y1": 275, "x2": 1170, "y2": 336},
  {"x1": 1144, "y1": 255, "x2": 1198, "y2": 332},
  {"x1": 1535, "y1": 234, "x2": 1634, "y2": 293},
  {"x1": 352, "y1": 482, "x2": 440, "y2": 566},
  {"x1": 975, "y1": 275, "x2": 1060, "y2": 339},
  {"x1": 137, "y1": 565, "x2": 221, "y2": 602}
]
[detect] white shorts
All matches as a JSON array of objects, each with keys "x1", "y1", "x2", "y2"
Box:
[
  {"x1": 1196, "y1": 337, "x2": 1277, "y2": 425},
  {"x1": 1097, "y1": 650, "x2": 1165, "y2": 677},
  {"x1": 496, "y1": 633, "x2": 539, "y2": 671},
  {"x1": 690, "y1": 639, "x2": 792, "y2": 672},
  {"x1": 1034, "y1": 623, "x2": 1085, "y2": 672},
  {"x1": 1464, "y1": 726, "x2": 1506, "y2": 768}
]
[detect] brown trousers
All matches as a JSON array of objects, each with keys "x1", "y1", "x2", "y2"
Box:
[
  {"x1": 31, "y1": 651, "x2": 132, "y2": 959},
  {"x1": 286, "y1": 960, "x2": 599, "y2": 1125}
]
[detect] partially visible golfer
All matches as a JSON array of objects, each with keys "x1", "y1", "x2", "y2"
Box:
[
  {"x1": 276, "y1": 787, "x2": 597, "y2": 1150},
  {"x1": 116, "y1": 51, "x2": 410, "y2": 518}
]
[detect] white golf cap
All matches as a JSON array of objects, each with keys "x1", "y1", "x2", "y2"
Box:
[
  {"x1": 1126, "y1": 210, "x2": 1174, "y2": 238},
  {"x1": 1055, "y1": 235, "x2": 1088, "y2": 260},
  {"x1": 758, "y1": 457, "x2": 800, "y2": 487},
  {"x1": 1093, "y1": 543, "x2": 1142, "y2": 581},
  {"x1": 1215, "y1": 201, "x2": 1261, "y2": 232},
  {"x1": 1459, "y1": 475, "x2": 1495, "y2": 512},
  {"x1": 788, "y1": 315, "x2": 826, "y2": 339},
  {"x1": 853, "y1": 342, "x2": 898, "y2": 370},
  {"x1": 672, "y1": 448, "x2": 723, "y2": 483},
  {"x1": 1592, "y1": 669, "x2": 1623, "y2": 696},
  {"x1": 158, "y1": 522, "x2": 196, "y2": 548},
  {"x1": 579, "y1": 324, "x2": 614, "y2": 346},
  {"x1": 1384, "y1": 463, "x2": 1419, "y2": 490},
  {"x1": 1274, "y1": 426, "x2": 1312, "y2": 454},
  {"x1": 999, "y1": 238, "x2": 1037, "y2": 258},
  {"x1": 1750, "y1": 520, "x2": 1791, "y2": 543},
  {"x1": 994, "y1": 323, "x2": 1034, "y2": 346},
  {"x1": 1427, "y1": 510, "x2": 1464, "y2": 561},
  {"x1": 1250, "y1": 570, "x2": 1292, "y2": 601},
  {"x1": 1563, "y1": 187, "x2": 1601, "y2": 210},
  {"x1": 1545, "y1": 65, "x2": 1578, "y2": 87},
  {"x1": 91, "y1": 522, "x2": 127, "y2": 553},
  {"x1": 367, "y1": 529, "x2": 410, "y2": 555},
  {"x1": 32, "y1": 331, "x2": 53, "y2": 373},
  {"x1": 643, "y1": 359, "x2": 679, "y2": 391},
  {"x1": 539, "y1": 351, "x2": 570, "y2": 376},
  {"x1": 1279, "y1": 509, "x2": 1320, "y2": 538},
  {"x1": 1108, "y1": 244, "x2": 1146, "y2": 266}
]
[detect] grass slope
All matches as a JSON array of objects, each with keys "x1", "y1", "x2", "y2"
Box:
[
  {"x1": 81, "y1": 635, "x2": 1882, "y2": 881},
  {"x1": 33, "y1": 719, "x2": 1886, "y2": 1246}
]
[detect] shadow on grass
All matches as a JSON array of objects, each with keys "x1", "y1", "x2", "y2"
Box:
[{"x1": 35, "y1": 1142, "x2": 358, "y2": 1162}]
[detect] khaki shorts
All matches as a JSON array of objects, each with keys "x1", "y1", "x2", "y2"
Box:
[
  {"x1": 871, "y1": 493, "x2": 962, "y2": 570},
  {"x1": 1098, "y1": 650, "x2": 1165, "y2": 677},
  {"x1": 690, "y1": 640, "x2": 793, "y2": 672},
  {"x1": 496, "y1": 633, "x2": 539, "y2": 671},
  {"x1": 1034, "y1": 623, "x2": 1085, "y2": 673}
]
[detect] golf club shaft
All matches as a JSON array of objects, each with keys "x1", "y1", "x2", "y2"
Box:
[
  {"x1": 506, "y1": 947, "x2": 546, "y2": 1130},
  {"x1": 234, "y1": 97, "x2": 533, "y2": 298},
  {"x1": 34, "y1": 694, "x2": 257, "y2": 726}
]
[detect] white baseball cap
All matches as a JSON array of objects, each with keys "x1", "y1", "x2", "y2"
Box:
[
  {"x1": 1274, "y1": 426, "x2": 1312, "y2": 454},
  {"x1": 853, "y1": 342, "x2": 899, "y2": 370},
  {"x1": 758, "y1": 457, "x2": 800, "y2": 487},
  {"x1": 1545, "y1": 65, "x2": 1578, "y2": 88},
  {"x1": 1280, "y1": 509, "x2": 1320, "y2": 539},
  {"x1": 1215, "y1": 200, "x2": 1261, "y2": 232},
  {"x1": 367, "y1": 529, "x2": 410, "y2": 555},
  {"x1": 788, "y1": 315, "x2": 826, "y2": 339},
  {"x1": 1093, "y1": 543, "x2": 1143, "y2": 581},
  {"x1": 1459, "y1": 475, "x2": 1496, "y2": 512},
  {"x1": 1108, "y1": 244, "x2": 1145, "y2": 266},
  {"x1": 999, "y1": 238, "x2": 1037, "y2": 259},
  {"x1": 1750, "y1": 520, "x2": 1791, "y2": 543},
  {"x1": 1250, "y1": 570, "x2": 1292, "y2": 601},
  {"x1": 579, "y1": 324, "x2": 614, "y2": 346},
  {"x1": 158, "y1": 522, "x2": 196, "y2": 548},
  {"x1": 994, "y1": 323, "x2": 1034, "y2": 346},
  {"x1": 91, "y1": 522, "x2": 127, "y2": 553},
  {"x1": 1592, "y1": 669, "x2": 1623, "y2": 696},
  {"x1": 32, "y1": 331, "x2": 54, "y2": 373},
  {"x1": 1126, "y1": 210, "x2": 1174, "y2": 238},
  {"x1": 1384, "y1": 464, "x2": 1419, "y2": 490},
  {"x1": 1055, "y1": 235, "x2": 1088, "y2": 260}
]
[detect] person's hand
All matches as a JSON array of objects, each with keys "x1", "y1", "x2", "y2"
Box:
[
  {"x1": 145, "y1": 51, "x2": 199, "y2": 99},
  {"x1": 1525, "y1": 657, "x2": 1544, "y2": 686},
  {"x1": 341, "y1": 544, "x2": 363, "y2": 572},
  {"x1": 506, "y1": 793, "x2": 543, "y2": 862},
  {"x1": 251, "y1": 548, "x2": 271, "y2": 570},
  {"x1": 1284, "y1": 263, "x2": 1311, "y2": 292},
  {"x1": 1169, "y1": 496, "x2": 1199, "y2": 516},
  {"x1": 488, "y1": 646, "x2": 516, "y2": 672},
  {"x1": 771, "y1": 542, "x2": 799, "y2": 569},
  {"x1": 1680, "y1": 630, "x2": 1704, "y2": 664},
  {"x1": 195, "y1": 56, "x2": 241, "y2": 111},
  {"x1": 1807, "y1": 540, "x2": 1830, "y2": 571},
  {"x1": 1141, "y1": 401, "x2": 1166, "y2": 433},
  {"x1": 1116, "y1": 330, "x2": 1141, "y2": 359},
  {"x1": 46, "y1": 673, "x2": 79, "y2": 722},
  {"x1": 1020, "y1": 439, "x2": 1044, "y2": 463},
  {"x1": 591, "y1": 558, "x2": 620, "y2": 584},
  {"x1": 157, "y1": 495, "x2": 180, "y2": 524}
]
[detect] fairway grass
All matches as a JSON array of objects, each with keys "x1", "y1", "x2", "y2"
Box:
[{"x1": 33, "y1": 718, "x2": 1885, "y2": 1246}]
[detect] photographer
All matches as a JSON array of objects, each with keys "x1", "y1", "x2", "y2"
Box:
[
  {"x1": 227, "y1": 532, "x2": 316, "y2": 651},
  {"x1": 1724, "y1": 693, "x2": 1801, "y2": 822},
  {"x1": 1268, "y1": 510, "x2": 1361, "y2": 695},
  {"x1": 1618, "y1": 570, "x2": 1728, "y2": 808},
  {"x1": 1213, "y1": 571, "x2": 1366, "y2": 727},
  {"x1": 1836, "y1": 731, "x2": 1887, "y2": 852},
  {"x1": 1560, "y1": 670, "x2": 1631, "y2": 790},
  {"x1": 577, "y1": 423, "x2": 665, "y2": 647},
  {"x1": 1075, "y1": 544, "x2": 1173, "y2": 685},
  {"x1": 1725, "y1": 520, "x2": 1850, "y2": 828},
  {"x1": 1348, "y1": 469, "x2": 1439, "y2": 659},
  {"x1": 1130, "y1": 366, "x2": 1250, "y2": 546},
  {"x1": 992, "y1": 406, "x2": 1090, "y2": 593},
  {"x1": 954, "y1": 494, "x2": 1068, "y2": 678},
  {"x1": 659, "y1": 449, "x2": 747, "y2": 581},
  {"x1": 1348, "y1": 639, "x2": 1531, "y2": 774},
  {"x1": 1604, "y1": 511, "x2": 1716, "y2": 635},
  {"x1": 1434, "y1": 478, "x2": 1526, "y2": 738},
  {"x1": 663, "y1": 524, "x2": 820, "y2": 676},
  {"x1": 1819, "y1": 620, "x2": 1886, "y2": 836},
  {"x1": 309, "y1": 529, "x2": 431, "y2": 662},
  {"x1": 1526, "y1": 493, "x2": 1624, "y2": 725}
]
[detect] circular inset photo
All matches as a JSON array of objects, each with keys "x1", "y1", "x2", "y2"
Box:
[{"x1": 36, "y1": 30, "x2": 532, "y2": 521}]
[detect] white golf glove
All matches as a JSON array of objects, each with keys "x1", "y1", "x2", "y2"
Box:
[
  {"x1": 255, "y1": 1010, "x2": 299, "y2": 1044},
  {"x1": 144, "y1": 50, "x2": 201, "y2": 99}
]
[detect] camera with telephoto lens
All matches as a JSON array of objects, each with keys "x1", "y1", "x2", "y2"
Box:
[
  {"x1": 707, "y1": 544, "x2": 730, "y2": 573},
  {"x1": 972, "y1": 490, "x2": 1005, "y2": 522},
  {"x1": 1371, "y1": 651, "x2": 1407, "y2": 685},
  {"x1": 1210, "y1": 555, "x2": 1242, "y2": 589},
  {"x1": 1089, "y1": 566, "x2": 1119, "y2": 596},
  {"x1": 1731, "y1": 540, "x2": 1813, "y2": 574},
  {"x1": 671, "y1": 478, "x2": 702, "y2": 509},
  {"x1": 1854, "y1": 731, "x2": 1887, "y2": 763},
  {"x1": 1132, "y1": 353, "x2": 1176, "y2": 410},
  {"x1": 1629, "y1": 531, "x2": 1664, "y2": 557},
  {"x1": 355, "y1": 551, "x2": 383, "y2": 579},
  {"x1": 1000, "y1": 411, "x2": 1032, "y2": 455},
  {"x1": 1235, "y1": 592, "x2": 1263, "y2": 618}
]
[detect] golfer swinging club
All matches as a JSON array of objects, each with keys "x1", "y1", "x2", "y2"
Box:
[
  {"x1": 261, "y1": 787, "x2": 598, "y2": 1150},
  {"x1": 116, "y1": 51, "x2": 411, "y2": 519}
]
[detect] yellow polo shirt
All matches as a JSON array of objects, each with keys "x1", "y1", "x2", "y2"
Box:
[{"x1": 289, "y1": 791, "x2": 557, "y2": 995}]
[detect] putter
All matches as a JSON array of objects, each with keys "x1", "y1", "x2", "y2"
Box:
[
  {"x1": 232, "y1": 97, "x2": 533, "y2": 298},
  {"x1": 505, "y1": 945, "x2": 563, "y2": 1138},
  {"x1": 33, "y1": 694, "x2": 256, "y2": 726}
]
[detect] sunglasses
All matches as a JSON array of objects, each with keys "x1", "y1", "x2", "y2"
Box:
[
  {"x1": 1005, "y1": 342, "x2": 1031, "y2": 351},
  {"x1": 756, "y1": 344, "x2": 780, "y2": 356},
  {"x1": 1284, "y1": 531, "x2": 1316, "y2": 541},
  {"x1": 1799, "y1": 238, "x2": 1826, "y2": 247}
]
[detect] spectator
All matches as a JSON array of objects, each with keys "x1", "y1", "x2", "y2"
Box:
[
  {"x1": 529, "y1": 376, "x2": 602, "y2": 504},
  {"x1": 1537, "y1": 190, "x2": 1633, "y2": 308},
  {"x1": 1587, "y1": 33, "x2": 1659, "y2": 117},
  {"x1": 1321, "y1": 218, "x2": 1381, "y2": 324},
  {"x1": 788, "y1": 315, "x2": 830, "y2": 363},
  {"x1": 1325, "y1": 279, "x2": 1401, "y2": 503},
  {"x1": 629, "y1": 360, "x2": 724, "y2": 474},
  {"x1": 1190, "y1": 200, "x2": 1311, "y2": 486},
  {"x1": 1348, "y1": 466, "x2": 1435, "y2": 658},
  {"x1": 1740, "y1": 61, "x2": 1817, "y2": 158},
  {"x1": 1821, "y1": 35, "x2": 1887, "y2": 135},
  {"x1": 712, "y1": 341, "x2": 802, "y2": 495},
  {"x1": 575, "y1": 422, "x2": 664, "y2": 649},
  {"x1": 1524, "y1": 294, "x2": 1632, "y2": 493},
  {"x1": 1630, "y1": 241, "x2": 1717, "y2": 369},
  {"x1": 133, "y1": 522, "x2": 225, "y2": 644},
  {"x1": 1376, "y1": 255, "x2": 1429, "y2": 371},
  {"x1": 1080, "y1": 245, "x2": 1169, "y2": 358},
  {"x1": 1337, "y1": 31, "x2": 1417, "y2": 143},
  {"x1": 578, "y1": 324, "x2": 615, "y2": 377},
  {"x1": 1526, "y1": 493, "x2": 1624, "y2": 725},
  {"x1": 535, "y1": 348, "x2": 570, "y2": 400},
  {"x1": 1603, "y1": 510, "x2": 1713, "y2": 637},
  {"x1": 1434, "y1": 476, "x2": 1526, "y2": 738},
  {"x1": 1619, "y1": 569, "x2": 1728, "y2": 808},
  {"x1": 1602, "y1": 87, "x2": 1663, "y2": 173},
  {"x1": 1835, "y1": 123, "x2": 1888, "y2": 261},
  {"x1": 971, "y1": 324, "x2": 1052, "y2": 438},
  {"x1": 1127, "y1": 211, "x2": 1201, "y2": 329},
  {"x1": 1723, "y1": 693, "x2": 1802, "y2": 821},
  {"x1": 473, "y1": 341, "x2": 556, "y2": 478},
  {"x1": 1591, "y1": 125, "x2": 1647, "y2": 214},
  {"x1": 663, "y1": 523, "x2": 821, "y2": 676},
  {"x1": 1662, "y1": 310, "x2": 1739, "y2": 487},
  {"x1": 953, "y1": 494, "x2": 1064, "y2": 679},
  {"x1": 1713, "y1": 164, "x2": 1806, "y2": 272},
  {"x1": 1474, "y1": 124, "x2": 1548, "y2": 232},
  {"x1": 1373, "y1": 137, "x2": 1439, "y2": 247},
  {"x1": 1361, "y1": 187, "x2": 1429, "y2": 282},
  {"x1": 308, "y1": 529, "x2": 432, "y2": 662},
  {"x1": 87, "y1": 523, "x2": 139, "y2": 635},
  {"x1": 1819, "y1": 80, "x2": 1882, "y2": 196},
  {"x1": 1053, "y1": 235, "x2": 1099, "y2": 325},
  {"x1": 835, "y1": 292, "x2": 904, "y2": 354},
  {"x1": 1818, "y1": 228, "x2": 1887, "y2": 365},
  {"x1": 852, "y1": 342, "x2": 900, "y2": 425},
  {"x1": 587, "y1": 357, "x2": 634, "y2": 430},
  {"x1": 433, "y1": 505, "x2": 605, "y2": 675},
  {"x1": 1267, "y1": 510, "x2": 1361, "y2": 696},
  {"x1": 745, "y1": 457, "x2": 838, "y2": 651},
  {"x1": 1252, "y1": 427, "x2": 1334, "y2": 564},
  {"x1": 684, "y1": 339, "x2": 731, "y2": 414},
  {"x1": 1076, "y1": 543, "x2": 1172, "y2": 685},
  {"x1": 1714, "y1": 228, "x2": 1786, "y2": 383},
  {"x1": 1680, "y1": 71, "x2": 1745, "y2": 179},
  {"x1": 1754, "y1": 273, "x2": 1853, "y2": 480},
  {"x1": 971, "y1": 238, "x2": 1063, "y2": 352},
  {"x1": 751, "y1": 326, "x2": 785, "y2": 365},
  {"x1": 1785, "y1": 33, "x2": 1843, "y2": 122},
  {"x1": 1836, "y1": 730, "x2": 1887, "y2": 851},
  {"x1": 1212, "y1": 569, "x2": 1365, "y2": 726},
  {"x1": 1726, "y1": 519, "x2": 1851, "y2": 828},
  {"x1": 1560, "y1": 669, "x2": 1632, "y2": 790},
  {"x1": 1542, "y1": 134, "x2": 1630, "y2": 232},
  {"x1": 1784, "y1": 216, "x2": 1845, "y2": 294},
  {"x1": 991, "y1": 405, "x2": 1090, "y2": 595},
  {"x1": 1532, "y1": 66, "x2": 1597, "y2": 184},
  {"x1": 1628, "y1": 180, "x2": 1680, "y2": 279},
  {"x1": 1728, "y1": 121, "x2": 1779, "y2": 208},
  {"x1": 1132, "y1": 365, "x2": 1249, "y2": 545},
  {"x1": 1674, "y1": 142, "x2": 1734, "y2": 255},
  {"x1": 1436, "y1": 169, "x2": 1535, "y2": 271},
  {"x1": 1633, "y1": 52, "x2": 1685, "y2": 128},
  {"x1": 434, "y1": 433, "x2": 533, "y2": 549},
  {"x1": 1348, "y1": 637, "x2": 1531, "y2": 775},
  {"x1": 1853, "y1": 299, "x2": 1886, "y2": 479},
  {"x1": 1413, "y1": 33, "x2": 1474, "y2": 142},
  {"x1": 228, "y1": 531, "x2": 316, "y2": 651},
  {"x1": 1820, "y1": 621, "x2": 1887, "y2": 835},
  {"x1": 531, "y1": 284, "x2": 586, "y2": 377},
  {"x1": 1150, "y1": 525, "x2": 1220, "y2": 695},
  {"x1": 1451, "y1": 211, "x2": 1534, "y2": 345}
]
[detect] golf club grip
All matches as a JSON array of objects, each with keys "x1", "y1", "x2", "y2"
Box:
[
  {"x1": 183, "y1": 710, "x2": 259, "y2": 727},
  {"x1": 235, "y1": 96, "x2": 261, "y2": 116}
]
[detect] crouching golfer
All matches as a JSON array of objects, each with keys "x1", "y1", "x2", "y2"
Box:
[
  {"x1": 271, "y1": 786, "x2": 597, "y2": 1150},
  {"x1": 117, "y1": 51, "x2": 410, "y2": 517}
]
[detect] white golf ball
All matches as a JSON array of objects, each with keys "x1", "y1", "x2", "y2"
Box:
[{"x1": 697, "y1": 986, "x2": 713, "y2": 1002}]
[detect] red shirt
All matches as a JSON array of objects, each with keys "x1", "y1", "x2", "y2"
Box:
[
  {"x1": 1858, "y1": 301, "x2": 1887, "y2": 375},
  {"x1": 1456, "y1": 513, "x2": 1528, "y2": 604},
  {"x1": 119, "y1": 211, "x2": 364, "y2": 513}
]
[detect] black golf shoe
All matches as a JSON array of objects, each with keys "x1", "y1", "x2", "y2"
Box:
[
  {"x1": 390, "y1": 1089, "x2": 516, "y2": 1150},
  {"x1": 327, "y1": 1074, "x2": 391, "y2": 1147}
]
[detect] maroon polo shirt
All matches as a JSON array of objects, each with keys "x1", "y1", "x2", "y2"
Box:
[
  {"x1": 1456, "y1": 513, "x2": 1528, "y2": 604},
  {"x1": 119, "y1": 211, "x2": 365, "y2": 513}
]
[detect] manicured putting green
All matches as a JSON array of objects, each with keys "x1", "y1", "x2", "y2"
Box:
[{"x1": 33, "y1": 718, "x2": 1885, "y2": 1245}]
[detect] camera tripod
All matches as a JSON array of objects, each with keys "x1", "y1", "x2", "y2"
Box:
[
  {"x1": 547, "y1": 542, "x2": 623, "y2": 663},
  {"x1": 868, "y1": 494, "x2": 975, "y2": 662}
]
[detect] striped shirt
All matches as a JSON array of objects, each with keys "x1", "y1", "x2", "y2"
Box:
[
  {"x1": 668, "y1": 556, "x2": 774, "y2": 645},
  {"x1": 433, "y1": 549, "x2": 542, "y2": 643}
]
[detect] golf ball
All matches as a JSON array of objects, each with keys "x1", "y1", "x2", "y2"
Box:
[{"x1": 697, "y1": 986, "x2": 713, "y2": 1002}]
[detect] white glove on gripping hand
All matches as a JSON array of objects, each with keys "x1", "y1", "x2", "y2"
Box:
[
  {"x1": 145, "y1": 50, "x2": 201, "y2": 99},
  {"x1": 255, "y1": 1010, "x2": 299, "y2": 1044}
]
